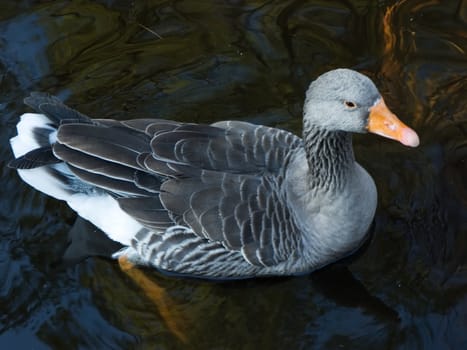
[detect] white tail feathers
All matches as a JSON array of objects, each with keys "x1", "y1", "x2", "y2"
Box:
[
  {"x1": 10, "y1": 113, "x2": 70, "y2": 200},
  {"x1": 10, "y1": 113, "x2": 142, "y2": 246},
  {"x1": 10, "y1": 113, "x2": 56, "y2": 157}
]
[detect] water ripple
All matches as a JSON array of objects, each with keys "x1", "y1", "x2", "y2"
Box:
[{"x1": 1, "y1": 0, "x2": 467, "y2": 348}]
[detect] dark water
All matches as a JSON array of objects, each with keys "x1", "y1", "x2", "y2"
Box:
[{"x1": 0, "y1": 0, "x2": 466, "y2": 349}]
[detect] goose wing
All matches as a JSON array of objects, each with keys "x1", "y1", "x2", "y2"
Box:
[{"x1": 25, "y1": 94, "x2": 304, "y2": 267}]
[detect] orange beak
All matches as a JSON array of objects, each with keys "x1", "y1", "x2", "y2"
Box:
[{"x1": 367, "y1": 99, "x2": 419, "y2": 147}]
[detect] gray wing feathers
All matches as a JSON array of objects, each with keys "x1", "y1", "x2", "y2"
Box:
[
  {"x1": 67, "y1": 165, "x2": 150, "y2": 196},
  {"x1": 150, "y1": 122, "x2": 301, "y2": 174},
  {"x1": 9, "y1": 146, "x2": 60, "y2": 169},
  {"x1": 57, "y1": 124, "x2": 151, "y2": 170},
  {"x1": 133, "y1": 170, "x2": 164, "y2": 193},
  {"x1": 53, "y1": 143, "x2": 137, "y2": 181},
  {"x1": 117, "y1": 197, "x2": 172, "y2": 230},
  {"x1": 24, "y1": 92, "x2": 91, "y2": 124},
  {"x1": 129, "y1": 227, "x2": 259, "y2": 278},
  {"x1": 160, "y1": 172, "x2": 300, "y2": 267},
  {"x1": 26, "y1": 98, "x2": 303, "y2": 271},
  {"x1": 116, "y1": 119, "x2": 182, "y2": 136},
  {"x1": 212, "y1": 121, "x2": 302, "y2": 171}
]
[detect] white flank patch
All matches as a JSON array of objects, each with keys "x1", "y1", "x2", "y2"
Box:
[
  {"x1": 10, "y1": 113, "x2": 71, "y2": 201},
  {"x1": 10, "y1": 112, "x2": 141, "y2": 246},
  {"x1": 10, "y1": 113, "x2": 55, "y2": 157},
  {"x1": 67, "y1": 193, "x2": 143, "y2": 246},
  {"x1": 16, "y1": 165, "x2": 72, "y2": 201}
]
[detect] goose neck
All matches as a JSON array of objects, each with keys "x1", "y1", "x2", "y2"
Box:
[{"x1": 302, "y1": 122, "x2": 355, "y2": 190}]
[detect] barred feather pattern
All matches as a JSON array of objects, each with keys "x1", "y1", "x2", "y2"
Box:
[
  {"x1": 303, "y1": 119, "x2": 354, "y2": 191},
  {"x1": 11, "y1": 70, "x2": 387, "y2": 279},
  {"x1": 127, "y1": 227, "x2": 261, "y2": 278},
  {"x1": 10, "y1": 93, "x2": 314, "y2": 278}
]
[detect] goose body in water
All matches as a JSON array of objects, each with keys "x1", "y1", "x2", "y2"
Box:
[{"x1": 9, "y1": 69, "x2": 419, "y2": 279}]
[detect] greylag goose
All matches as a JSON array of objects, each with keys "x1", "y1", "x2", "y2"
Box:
[{"x1": 9, "y1": 69, "x2": 419, "y2": 279}]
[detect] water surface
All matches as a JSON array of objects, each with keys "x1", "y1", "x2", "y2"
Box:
[{"x1": 0, "y1": 1, "x2": 466, "y2": 349}]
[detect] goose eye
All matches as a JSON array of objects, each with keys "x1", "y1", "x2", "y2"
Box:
[{"x1": 344, "y1": 101, "x2": 357, "y2": 109}]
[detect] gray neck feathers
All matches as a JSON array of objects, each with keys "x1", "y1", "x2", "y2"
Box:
[{"x1": 302, "y1": 119, "x2": 355, "y2": 191}]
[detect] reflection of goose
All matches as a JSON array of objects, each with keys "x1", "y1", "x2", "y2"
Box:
[{"x1": 9, "y1": 69, "x2": 418, "y2": 279}]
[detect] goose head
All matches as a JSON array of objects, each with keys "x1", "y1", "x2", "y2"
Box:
[{"x1": 303, "y1": 68, "x2": 419, "y2": 147}]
